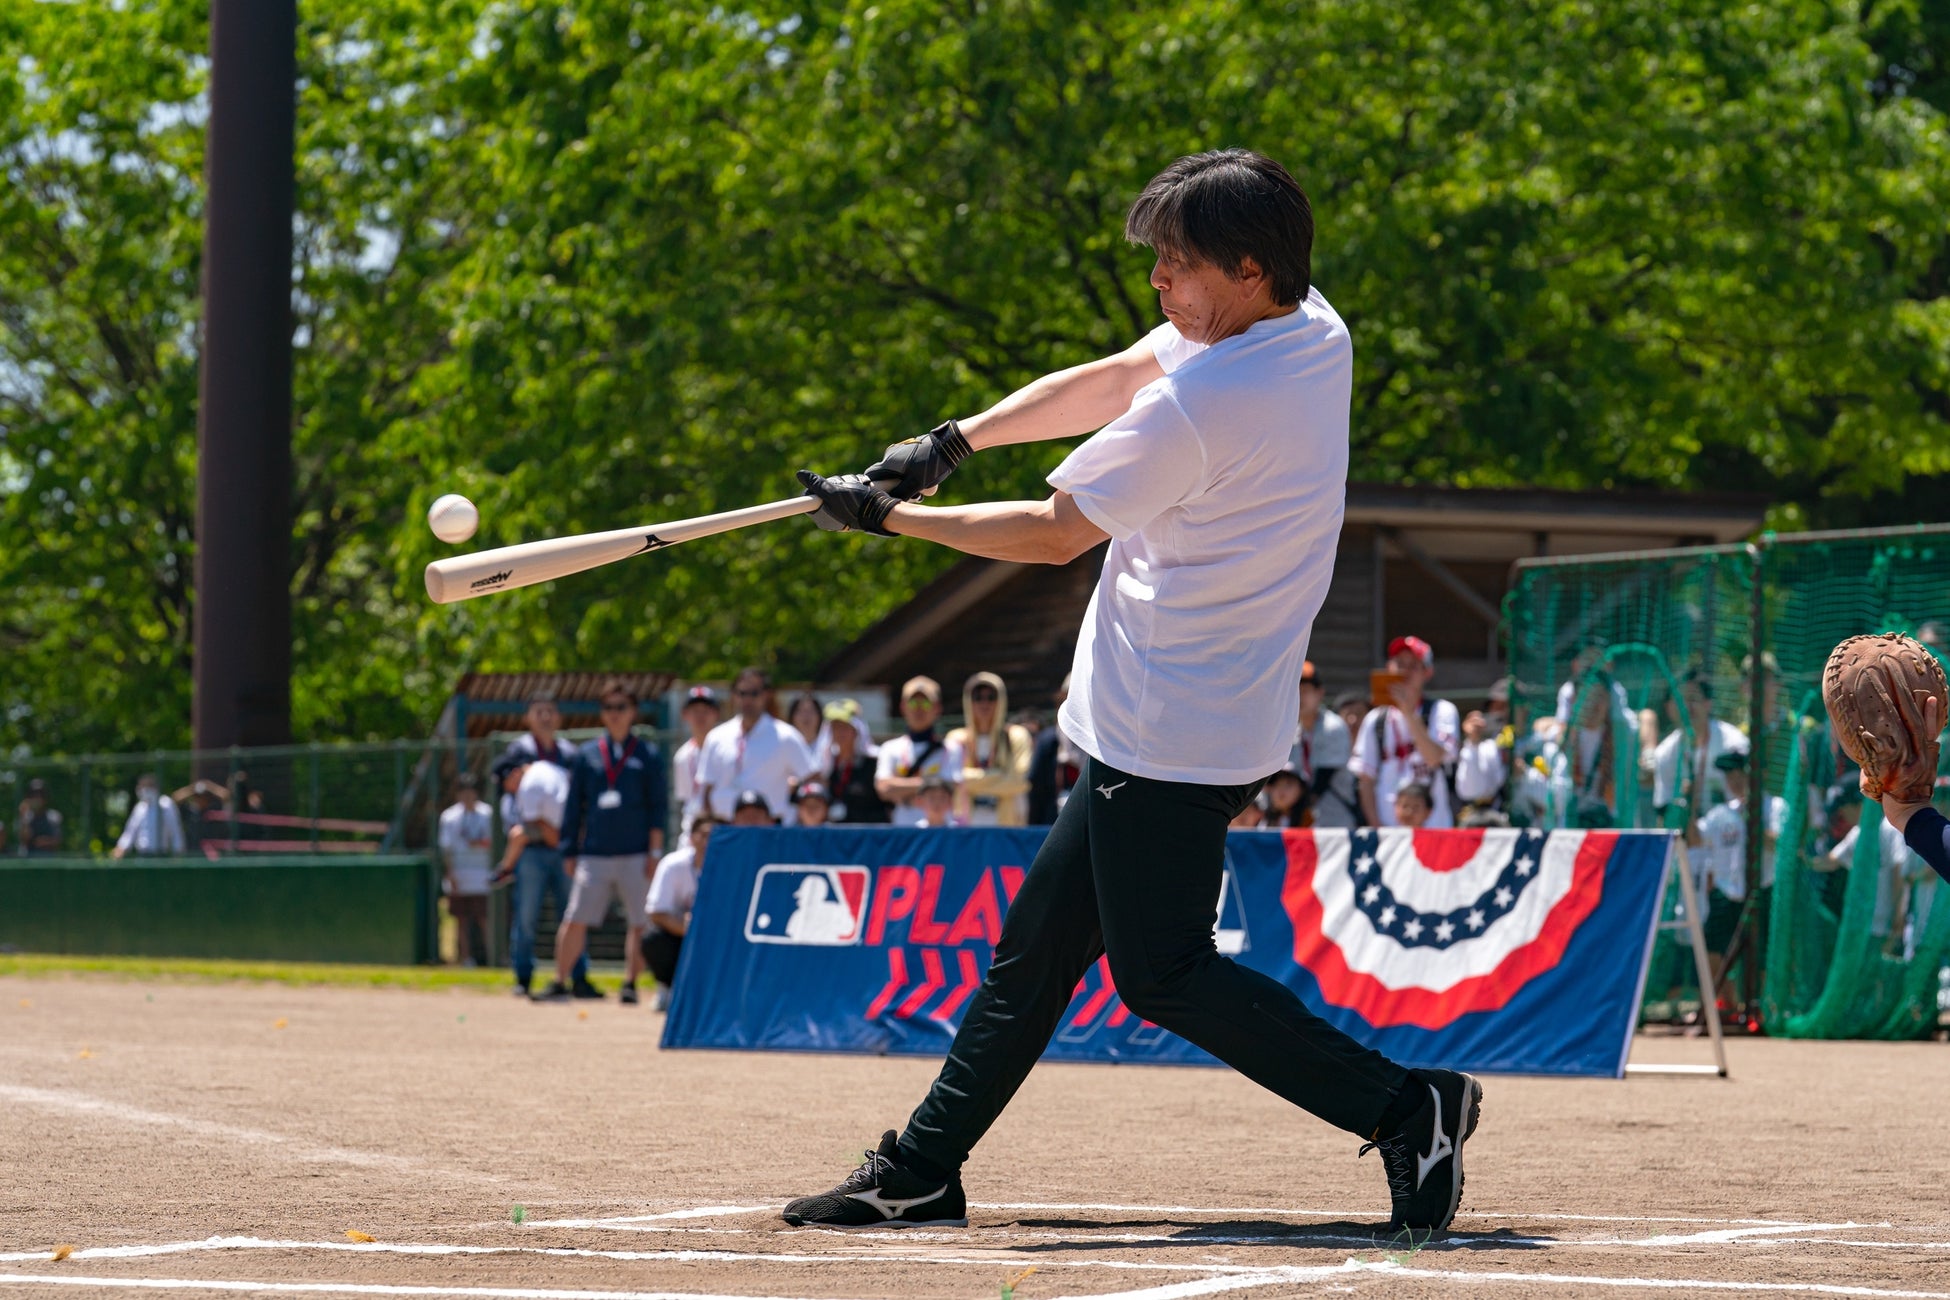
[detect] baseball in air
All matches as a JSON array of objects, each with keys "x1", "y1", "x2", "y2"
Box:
[{"x1": 427, "y1": 494, "x2": 479, "y2": 544}]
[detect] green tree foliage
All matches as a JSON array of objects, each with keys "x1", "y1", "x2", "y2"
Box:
[{"x1": 2, "y1": 0, "x2": 1947, "y2": 752}]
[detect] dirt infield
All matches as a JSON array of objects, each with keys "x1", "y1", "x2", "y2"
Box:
[{"x1": 3, "y1": 973, "x2": 1948, "y2": 1299}]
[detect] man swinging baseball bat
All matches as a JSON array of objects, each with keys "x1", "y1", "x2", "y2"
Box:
[{"x1": 789, "y1": 150, "x2": 1480, "y2": 1235}]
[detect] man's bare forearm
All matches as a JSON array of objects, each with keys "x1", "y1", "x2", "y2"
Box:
[
  {"x1": 887, "y1": 493, "x2": 1107, "y2": 565},
  {"x1": 958, "y1": 341, "x2": 1163, "y2": 451}
]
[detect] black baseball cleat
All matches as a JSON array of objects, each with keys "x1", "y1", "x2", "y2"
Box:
[
  {"x1": 532, "y1": 980, "x2": 572, "y2": 1002},
  {"x1": 1360, "y1": 1068, "x2": 1483, "y2": 1233},
  {"x1": 781, "y1": 1131, "x2": 967, "y2": 1228},
  {"x1": 570, "y1": 978, "x2": 605, "y2": 1000}
]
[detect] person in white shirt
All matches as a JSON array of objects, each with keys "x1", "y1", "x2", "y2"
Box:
[
  {"x1": 1452, "y1": 699, "x2": 1508, "y2": 820},
  {"x1": 1292, "y1": 662, "x2": 1355, "y2": 827},
  {"x1": 112, "y1": 773, "x2": 184, "y2": 858},
  {"x1": 1349, "y1": 636, "x2": 1462, "y2": 828},
  {"x1": 1645, "y1": 671, "x2": 1748, "y2": 817},
  {"x1": 436, "y1": 773, "x2": 494, "y2": 967},
  {"x1": 671, "y1": 685, "x2": 721, "y2": 832},
  {"x1": 494, "y1": 751, "x2": 587, "y2": 999},
  {"x1": 697, "y1": 668, "x2": 818, "y2": 822},
  {"x1": 874, "y1": 676, "x2": 964, "y2": 827},
  {"x1": 792, "y1": 149, "x2": 1475, "y2": 1234},
  {"x1": 1554, "y1": 638, "x2": 1631, "y2": 727},
  {"x1": 643, "y1": 814, "x2": 716, "y2": 1011},
  {"x1": 1686, "y1": 751, "x2": 1786, "y2": 1003}
]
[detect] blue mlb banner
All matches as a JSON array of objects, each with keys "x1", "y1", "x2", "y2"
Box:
[{"x1": 662, "y1": 825, "x2": 1674, "y2": 1077}]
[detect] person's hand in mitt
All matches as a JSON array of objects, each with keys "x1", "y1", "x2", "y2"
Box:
[{"x1": 1822, "y1": 632, "x2": 1947, "y2": 816}]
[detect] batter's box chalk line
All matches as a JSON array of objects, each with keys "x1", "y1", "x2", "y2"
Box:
[{"x1": 6, "y1": 1261, "x2": 1950, "y2": 1300}]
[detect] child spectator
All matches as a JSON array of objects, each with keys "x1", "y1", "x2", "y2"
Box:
[
  {"x1": 913, "y1": 775, "x2": 960, "y2": 828},
  {"x1": 1262, "y1": 766, "x2": 1307, "y2": 829},
  {"x1": 792, "y1": 780, "x2": 833, "y2": 827},
  {"x1": 731, "y1": 789, "x2": 778, "y2": 826},
  {"x1": 947, "y1": 671, "x2": 1032, "y2": 826},
  {"x1": 495, "y1": 751, "x2": 590, "y2": 1000},
  {"x1": 1688, "y1": 750, "x2": 1787, "y2": 996},
  {"x1": 1392, "y1": 782, "x2": 1435, "y2": 829},
  {"x1": 437, "y1": 773, "x2": 494, "y2": 967}
]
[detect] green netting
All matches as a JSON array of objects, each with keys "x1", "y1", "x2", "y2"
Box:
[{"x1": 1508, "y1": 525, "x2": 1950, "y2": 1039}]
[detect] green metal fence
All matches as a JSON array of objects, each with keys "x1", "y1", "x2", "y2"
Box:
[{"x1": 1506, "y1": 525, "x2": 1950, "y2": 1038}]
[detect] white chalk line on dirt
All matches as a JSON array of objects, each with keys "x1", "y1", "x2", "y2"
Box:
[
  {"x1": 0, "y1": 1084, "x2": 518, "y2": 1189},
  {"x1": 6, "y1": 1262, "x2": 1950, "y2": 1300}
]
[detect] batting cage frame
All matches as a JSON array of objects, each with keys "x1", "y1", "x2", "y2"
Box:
[{"x1": 1505, "y1": 523, "x2": 1950, "y2": 1040}]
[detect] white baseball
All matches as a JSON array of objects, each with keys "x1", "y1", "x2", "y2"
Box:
[{"x1": 427, "y1": 493, "x2": 479, "y2": 544}]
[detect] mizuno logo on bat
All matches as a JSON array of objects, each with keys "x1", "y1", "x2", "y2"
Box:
[{"x1": 469, "y1": 570, "x2": 513, "y2": 590}]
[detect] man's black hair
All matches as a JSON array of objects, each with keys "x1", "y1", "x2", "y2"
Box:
[
  {"x1": 1124, "y1": 149, "x2": 1313, "y2": 305},
  {"x1": 733, "y1": 666, "x2": 771, "y2": 691}
]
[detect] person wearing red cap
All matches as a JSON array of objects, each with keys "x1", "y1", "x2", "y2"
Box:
[{"x1": 1350, "y1": 636, "x2": 1461, "y2": 828}]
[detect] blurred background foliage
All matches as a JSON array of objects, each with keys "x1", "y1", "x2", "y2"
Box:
[{"x1": 1, "y1": 0, "x2": 1947, "y2": 752}]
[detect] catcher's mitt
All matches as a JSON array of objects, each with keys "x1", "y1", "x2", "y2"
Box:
[{"x1": 1822, "y1": 632, "x2": 1946, "y2": 803}]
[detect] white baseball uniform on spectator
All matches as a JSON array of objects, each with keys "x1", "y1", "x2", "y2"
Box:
[
  {"x1": 1830, "y1": 818, "x2": 1916, "y2": 936},
  {"x1": 1555, "y1": 679, "x2": 1631, "y2": 727},
  {"x1": 115, "y1": 794, "x2": 184, "y2": 855},
  {"x1": 875, "y1": 732, "x2": 964, "y2": 827},
  {"x1": 1452, "y1": 735, "x2": 1505, "y2": 806},
  {"x1": 1693, "y1": 794, "x2": 1788, "y2": 898},
  {"x1": 438, "y1": 798, "x2": 496, "y2": 895},
  {"x1": 697, "y1": 715, "x2": 817, "y2": 821},
  {"x1": 1049, "y1": 295, "x2": 1349, "y2": 784},
  {"x1": 1349, "y1": 701, "x2": 1463, "y2": 827},
  {"x1": 515, "y1": 760, "x2": 570, "y2": 831},
  {"x1": 1647, "y1": 720, "x2": 1749, "y2": 811},
  {"x1": 646, "y1": 842, "x2": 700, "y2": 923}
]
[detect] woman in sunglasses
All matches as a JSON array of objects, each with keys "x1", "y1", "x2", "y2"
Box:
[{"x1": 946, "y1": 671, "x2": 1032, "y2": 826}]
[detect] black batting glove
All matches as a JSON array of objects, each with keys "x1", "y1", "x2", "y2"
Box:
[
  {"x1": 798, "y1": 470, "x2": 899, "y2": 537},
  {"x1": 863, "y1": 419, "x2": 973, "y2": 501}
]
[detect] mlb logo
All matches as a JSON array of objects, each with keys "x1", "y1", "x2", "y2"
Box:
[{"x1": 744, "y1": 865, "x2": 871, "y2": 945}]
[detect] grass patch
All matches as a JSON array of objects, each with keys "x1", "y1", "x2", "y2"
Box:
[{"x1": 0, "y1": 952, "x2": 513, "y2": 991}]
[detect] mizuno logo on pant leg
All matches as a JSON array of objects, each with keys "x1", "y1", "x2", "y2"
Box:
[{"x1": 1095, "y1": 781, "x2": 1127, "y2": 799}]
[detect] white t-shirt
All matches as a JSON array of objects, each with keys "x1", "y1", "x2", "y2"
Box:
[
  {"x1": 115, "y1": 795, "x2": 184, "y2": 855},
  {"x1": 1050, "y1": 293, "x2": 1352, "y2": 785},
  {"x1": 646, "y1": 844, "x2": 699, "y2": 921},
  {"x1": 697, "y1": 715, "x2": 817, "y2": 820},
  {"x1": 1555, "y1": 679, "x2": 1632, "y2": 726},
  {"x1": 1648, "y1": 719, "x2": 1749, "y2": 811},
  {"x1": 515, "y1": 762, "x2": 570, "y2": 831},
  {"x1": 1830, "y1": 819, "x2": 1916, "y2": 935},
  {"x1": 1349, "y1": 700, "x2": 1463, "y2": 827},
  {"x1": 438, "y1": 799, "x2": 496, "y2": 894},
  {"x1": 1692, "y1": 794, "x2": 1788, "y2": 899},
  {"x1": 875, "y1": 732, "x2": 965, "y2": 827},
  {"x1": 673, "y1": 736, "x2": 706, "y2": 828}
]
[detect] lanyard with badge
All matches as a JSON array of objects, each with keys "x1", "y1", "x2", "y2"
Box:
[{"x1": 598, "y1": 735, "x2": 634, "y2": 810}]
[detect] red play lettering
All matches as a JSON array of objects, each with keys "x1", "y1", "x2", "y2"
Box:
[
  {"x1": 908, "y1": 865, "x2": 951, "y2": 943},
  {"x1": 1000, "y1": 865, "x2": 1026, "y2": 904},
  {"x1": 944, "y1": 871, "x2": 1002, "y2": 946},
  {"x1": 865, "y1": 865, "x2": 921, "y2": 945}
]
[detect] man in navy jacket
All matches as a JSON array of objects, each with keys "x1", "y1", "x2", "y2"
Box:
[{"x1": 544, "y1": 681, "x2": 669, "y2": 1005}]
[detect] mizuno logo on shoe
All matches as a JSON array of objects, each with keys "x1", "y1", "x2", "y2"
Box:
[
  {"x1": 1096, "y1": 782, "x2": 1128, "y2": 799},
  {"x1": 1416, "y1": 1083, "x2": 1453, "y2": 1189},
  {"x1": 845, "y1": 1184, "x2": 948, "y2": 1220}
]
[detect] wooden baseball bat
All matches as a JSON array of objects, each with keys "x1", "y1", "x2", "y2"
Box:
[{"x1": 423, "y1": 494, "x2": 822, "y2": 604}]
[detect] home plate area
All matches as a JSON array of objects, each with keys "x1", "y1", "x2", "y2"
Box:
[{"x1": 6, "y1": 1204, "x2": 1950, "y2": 1300}]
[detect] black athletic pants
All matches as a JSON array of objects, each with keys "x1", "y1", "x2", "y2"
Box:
[
  {"x1": 641, "y1": 927, "x2": 683, "y2": 988},
  {"x1": 900, "y1": 756, "x2": 1411, "y2": 1174}
]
